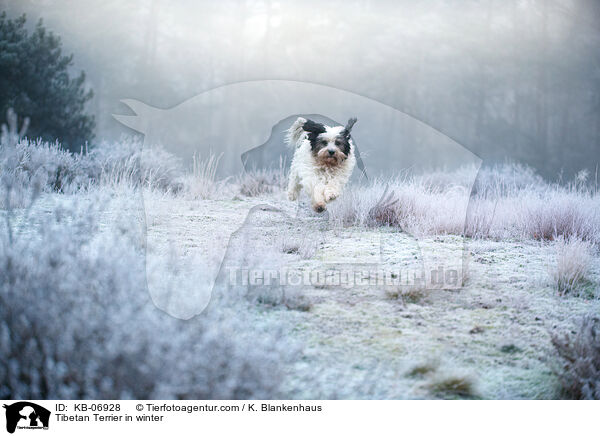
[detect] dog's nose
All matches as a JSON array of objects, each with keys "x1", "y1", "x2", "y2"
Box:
[{"x1": 328, "y1": 149, "x2": 335, "y2": 156}]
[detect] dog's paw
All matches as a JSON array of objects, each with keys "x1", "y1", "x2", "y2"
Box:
[
  {"x1": 323, "y1": 188, "x2": 338, "y2": 202},
  {"x1": 312, "y1": 202, "x2": 326, "y2": 213}
]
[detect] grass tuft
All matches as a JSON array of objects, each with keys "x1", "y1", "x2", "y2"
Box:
[
  {"x1": 385, "y1": 285, "x2": 427, "y2": 304},
  {"x1": 184, "y1": 153, "x2": 226, "y2": 200},
  {"x1": 552, "y1": 237, "x2": 594, "y2": 296},
  {"x1": 426, "y1": 373, "x2": 477, "y2": 398}
]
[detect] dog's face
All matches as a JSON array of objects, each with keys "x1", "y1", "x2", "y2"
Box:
[{"x1": 302, "y1": 118, "x2": 357, "y2": 168}]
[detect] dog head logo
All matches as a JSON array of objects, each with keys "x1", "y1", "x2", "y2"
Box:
[
  {"x1": 3, "y1": 402, "x2": 50, "y2": 434},
  {"x1": 113, "y1": 80, "x2": 481, "y2": 319}
]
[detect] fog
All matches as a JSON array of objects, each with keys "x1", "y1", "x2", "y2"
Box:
[{"x1": 3, "y1": 0, "x2": 599, "y2": 178}]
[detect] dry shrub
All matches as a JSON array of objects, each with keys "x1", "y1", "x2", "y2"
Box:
[
  {"x1": 367, "y1": 186, "x2": 400, "y2": 227},
  {"x1": 551, "y1": 316, "x2": 600, "y2": 399}
]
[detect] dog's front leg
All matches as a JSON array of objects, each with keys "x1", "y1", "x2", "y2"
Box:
[
  {"x1": 323, "y1": 181, "x2": 342, "y2": 203},
  {"x1": 311, "y1": 183, "x2": 327, "y2": 213}
]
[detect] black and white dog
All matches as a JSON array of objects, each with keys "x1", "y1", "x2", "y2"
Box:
[{"x1": 286, "y1": 117, "x2": 357, "y2": 212}]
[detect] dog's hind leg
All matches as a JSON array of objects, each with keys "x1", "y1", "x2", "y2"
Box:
[{"x1": 287, "y1": 168, "x2": 301, "y2": 201}]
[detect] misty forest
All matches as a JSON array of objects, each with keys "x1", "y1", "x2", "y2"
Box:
[{"x1": 1, "y1": 0, "x2": 600, "y2": 400}]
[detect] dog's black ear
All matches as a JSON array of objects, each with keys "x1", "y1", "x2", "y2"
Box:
[
  {"x1": 302, "y1": 119, "x2": 326, "y2": 135},
  {"x1": 342, "y1": 117, "x2": 357, "y2": 138}
]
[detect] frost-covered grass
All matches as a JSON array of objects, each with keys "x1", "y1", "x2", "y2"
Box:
[
  {"x1": 93, "y1": 139, "x2": 183, "y2": 193},
  {"x1": 552, "y1": 237, "x2": 594, "y2": 296},
  {"x1": 327, "y1": 179, "x2": 470, "y2": 236},
  {"x1": 279, "y1": 232, "x2": 319, "y2": 260},
  {"x1": 182, "y1": 153, "x2": 226, "y2": 200},
  {"x1": 466, "y1": 185, "x2": 600, "y2": 244},
  {"x1": 237, "y1": 164, "x2": 287, "y2": 197},
  {"x1": 179, "y1": 156, "x2": 286, "y2": 199},
  {"x1": 385, "y1": 285, "x2": 428, "y2": 305}
]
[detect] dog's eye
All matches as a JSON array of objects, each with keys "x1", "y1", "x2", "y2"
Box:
[{"x1": 335, "y1": 140, "x2": 341, "y2": 146}]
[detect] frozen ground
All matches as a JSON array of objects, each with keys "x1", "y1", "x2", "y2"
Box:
[{"x1": 87, "y1": 186, "x2": 600, "y2": 399}]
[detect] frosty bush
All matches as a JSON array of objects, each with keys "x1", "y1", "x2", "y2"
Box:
[
  {"x1": 0, "y1": 132, "x2": 183, "y2": 206},
  {"x1": 0, "y1": 196, "x2": 292, "y2": 399},
  {"x1": 0, "y1": 109, "x2": 89, "y2": 207},
  {"x1": 552, "y1": 316, "x2": 600, "y2": 399},
  {"x1": 465, "y1": 181, "x2": 600, "y2": 243},
  {"x1": 1, "y1": 138, "x2": 90, "y2": 201},
  {"x1": 521, "y1": 190, "x2": 599, "y2": 243},
  {"x1": 327, "y1": 177, "x2": 468, "y2": 235},
  {"x1": 238, "y1": 165, "x2": 286, "y2": 197},
  {"x1": 90, "y1": 138, "x2": 183, "y2": 192},
  {"x1": 326, "y1": 164, "x2": 600, "y2": 245}
]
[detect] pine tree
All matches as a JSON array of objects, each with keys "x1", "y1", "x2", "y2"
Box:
[{"x1": 0, "y1": 12, "x2": 94, "y2": 151}]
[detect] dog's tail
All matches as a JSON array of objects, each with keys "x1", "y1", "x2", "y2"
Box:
[{"x1": 285, "y1": 117, "x2": 307, "y2": 148}]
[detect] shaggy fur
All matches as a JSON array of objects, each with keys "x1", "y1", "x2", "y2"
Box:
[{"x1": 286, "y1": 117, "x2": 357, "y2": 212}]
